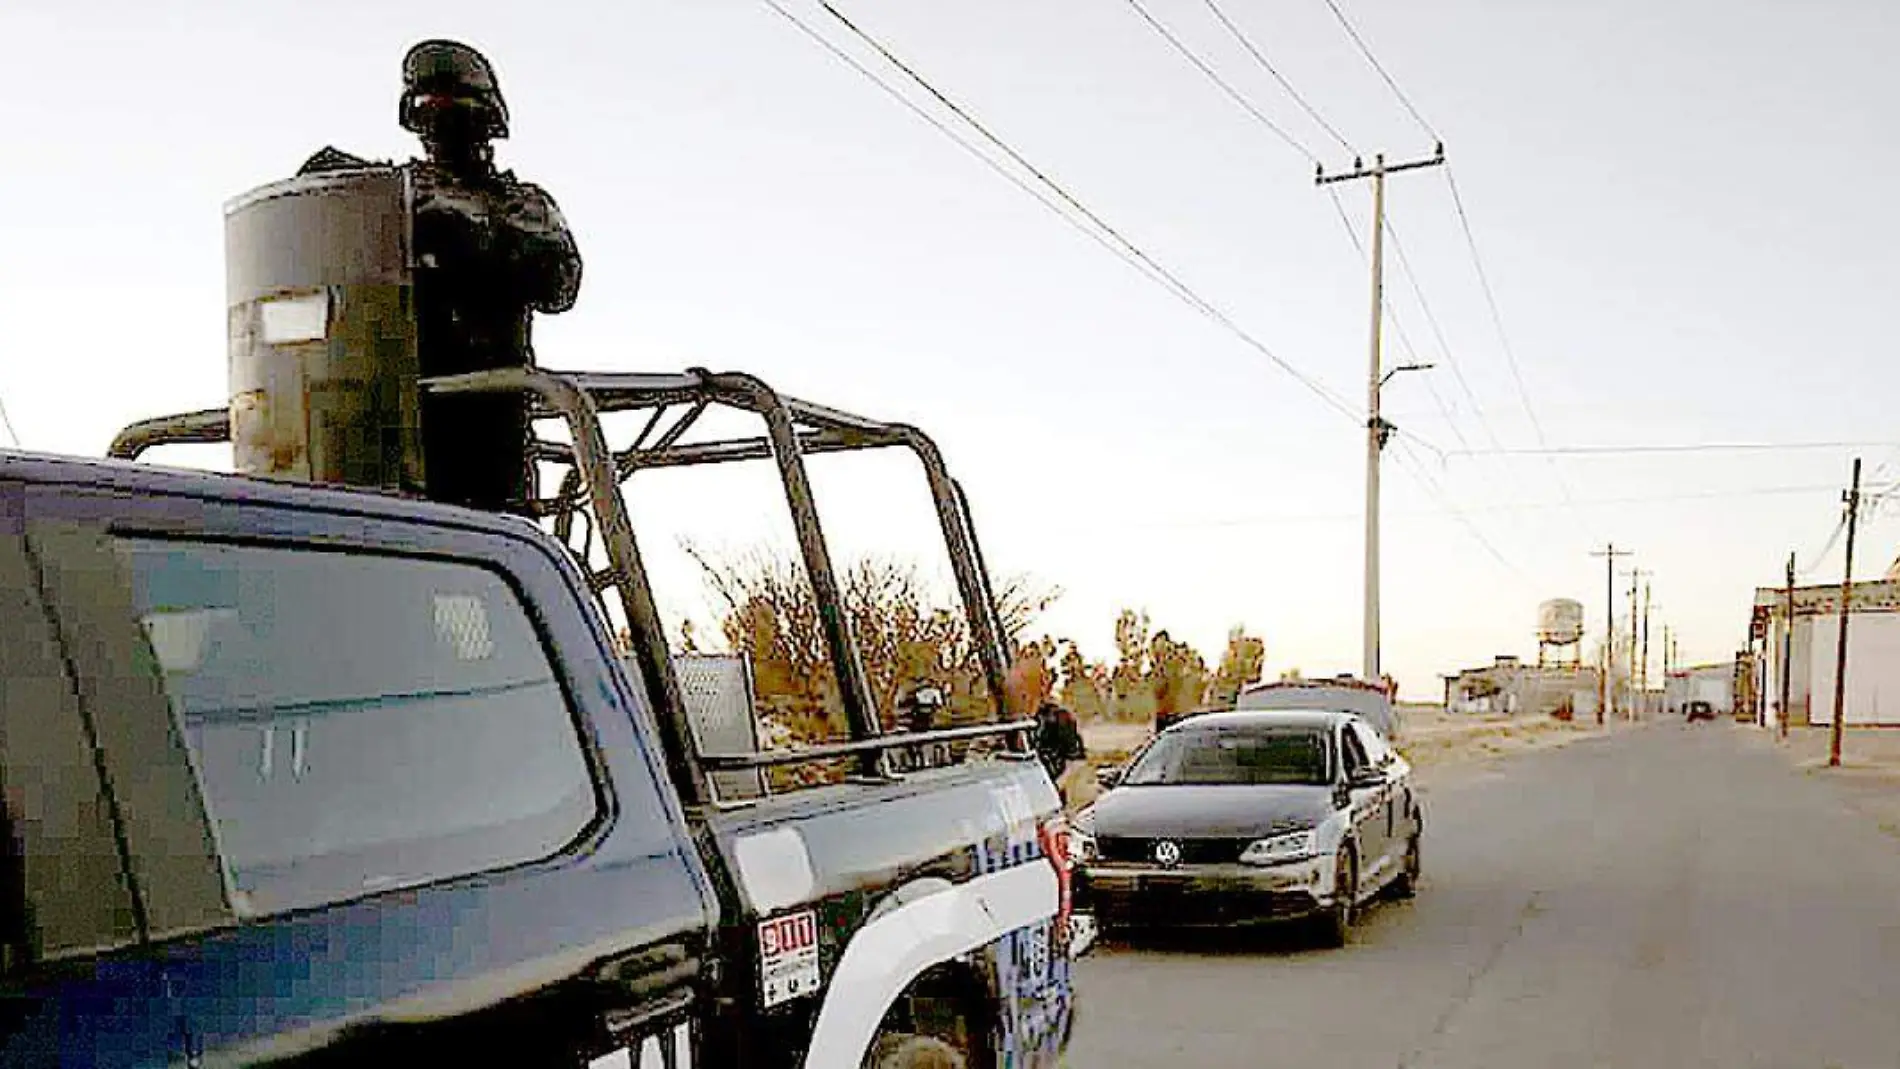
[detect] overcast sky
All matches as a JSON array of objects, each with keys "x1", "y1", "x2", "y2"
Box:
[{"x1": 3, "y1": 0, "x2": 1897, "y2": 696}]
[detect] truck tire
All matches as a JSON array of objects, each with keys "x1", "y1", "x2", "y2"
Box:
[{"x1": 864, "y1": 1033, "x2": 967, "y2": 1069}]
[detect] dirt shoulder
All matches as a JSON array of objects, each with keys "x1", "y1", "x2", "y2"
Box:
[
  {"x1": 1395, "y1": 707, "x2": 1623, "y2": 787},
  {"x1": 1747, "y1": 725, "x2": 1900, "y2": 840}
]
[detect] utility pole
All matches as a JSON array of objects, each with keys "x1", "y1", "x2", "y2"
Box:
[
  {"x1": 1780, "y1": 551, "x2": 1795, "y2": 742},
  {"x1": 1590, "y1": 544, "x2": 1632, "y2": 725},
  {"x1": 1640, "y1": 579, "x2": 1652, "y2": 715},
  {"x1": 1829, "y1": 458, "x2": 1863, "y2": 768},
  {"x1": 1661, "y1": 622, "x2": 1672, "y2": 711},
  {"x1": 1318, "y1": 144, "x2": 1446, "y2": 684},
  {"x1": 1627, "y1": 569, "x2": 1646, "y2": 720}
]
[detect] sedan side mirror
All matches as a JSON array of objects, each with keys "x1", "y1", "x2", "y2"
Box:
[
  {"x1": 1347, "y1": 766, "x2": 1387, "y2": 789},
  {"x1": 1096, "y1": 766, "x2": 1124, "y2": 788}
]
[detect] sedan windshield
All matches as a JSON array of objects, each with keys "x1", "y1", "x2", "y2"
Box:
[{"x1": 1123, "y1": 726, "x2": 1331, "y2": 787}]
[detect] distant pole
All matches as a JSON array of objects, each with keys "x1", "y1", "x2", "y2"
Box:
[
  {"x1": 1664, "y1": 623, "x2": 1674, "y2": 712},
  {"x1": 1590, "y1": 544, "x2": 1632, "y2": 724},
  {"x1": 1640, "y1": 580, "x2": 1652, "y2": 714},
  {"x1": 1780, "y1": 551, "x2": 1795, "y2": 742},
  {"x1": 1627, "y1": 570, "x2": 1644, "y2": 720},
  {"x1": 1829, "y1": 458, "x2": 1863, "y2": 767},
  {"x1": 1317, "y1": 145, "x2": 1445, "y2": 685}
]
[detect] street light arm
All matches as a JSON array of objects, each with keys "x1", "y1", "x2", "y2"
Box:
[{"x1": 1379, "y1": 362, "x2": 1436, "y2": 388}]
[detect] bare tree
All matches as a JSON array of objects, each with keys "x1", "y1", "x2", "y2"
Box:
[
  {"x1": 1209, "y1": 626, "x2": 1268, "y2": 707},
  {"x1": 680, "y1": 541, "x2": 1059, "y2": 740}
]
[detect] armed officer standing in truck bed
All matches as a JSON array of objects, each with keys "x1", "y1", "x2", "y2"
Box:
[{"x1": 299, "y1": 39, "x2": 582, "y2": 514}]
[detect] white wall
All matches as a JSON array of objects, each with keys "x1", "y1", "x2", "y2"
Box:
[{"x1": 1806, "y1": 613, "x2": 1900, "y2": 725}]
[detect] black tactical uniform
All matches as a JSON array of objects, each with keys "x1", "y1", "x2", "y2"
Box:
[
  {"x1": 1035, "y1": 701, "x2": 1086, "y2": 785},
  {"x1": 299, "y1": 40, "x2": 581, "y2": 514}
]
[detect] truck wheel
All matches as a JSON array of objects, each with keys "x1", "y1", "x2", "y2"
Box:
[{"x1": 864, "y1": 1033, "x2": 967, "y2": 1069}]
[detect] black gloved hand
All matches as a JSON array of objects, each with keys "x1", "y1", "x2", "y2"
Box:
[{"x1": 414, "y1": 195, "x2": 495, "y2": 270}]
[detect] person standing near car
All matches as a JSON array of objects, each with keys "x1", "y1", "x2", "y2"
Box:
[{"x1": 1035, "y1": 700, "x2": 1087, "y2": 803}]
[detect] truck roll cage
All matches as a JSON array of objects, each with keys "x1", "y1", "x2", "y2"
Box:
[{"x1": 108, "y1": 367, "x2": 1036, "y2": 809}]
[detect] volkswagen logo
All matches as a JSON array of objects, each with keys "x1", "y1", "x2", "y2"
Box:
[{"x1": 1153, "y1": 839, "x2": 1182, "y2": 868}]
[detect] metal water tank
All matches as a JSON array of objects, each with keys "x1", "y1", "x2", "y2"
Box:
[{"x1": 1537, "y1": 598, "x2": 1584, "y2": 645}]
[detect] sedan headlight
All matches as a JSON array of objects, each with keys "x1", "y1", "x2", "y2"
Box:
[
  {"x1": 1069, "y1": 808, "x2": 1098, "y2": 864},
  {"x1": 1239, "y1": 829, "x2": 1319, "y2": 866}
]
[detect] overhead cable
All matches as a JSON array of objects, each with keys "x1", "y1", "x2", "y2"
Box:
[
  {"x1": 1120, "y1": 0, "x2": 1321, "y2": 165},
  {"x1": 776, "y1": 0, "x2": 1360, "y2": 421},
  {"x1": 1315, "y1": 0, "x2": 1437, "y2": 141},
  {"x1": 1199, "y1": 0, "x2": 1356, "y2": 156},
  {"x1": 1447, "y1": 441, "x2": 1900, "y2": 459}
]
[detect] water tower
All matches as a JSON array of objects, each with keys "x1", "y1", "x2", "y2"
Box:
[{"x1": 1537, "y1": 598, "x2": 1584, "y2": 667}]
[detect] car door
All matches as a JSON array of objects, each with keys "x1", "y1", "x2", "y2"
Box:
[
  {"x1": 1337, "y1": 723, "x2": 1386, "y2": 890},
  {"x1": 1363, "y1": 719, "x2": 1414, "y2": 839},
  {"x1": 22, "y1": 480, "x2": 719, "y2": 1065},
  {"x1": 1349, "y1": 720, "x2": 1405, "y2": 882}
]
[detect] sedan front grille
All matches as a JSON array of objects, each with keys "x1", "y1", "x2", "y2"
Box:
[{"x1": 1096, "y1": 836, "x2": 1246, "y2": 865}]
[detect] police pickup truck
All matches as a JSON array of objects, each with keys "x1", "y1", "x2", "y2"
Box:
[{"x1": 0, "y1": 169, "x2": 1079, "y2": 1068}]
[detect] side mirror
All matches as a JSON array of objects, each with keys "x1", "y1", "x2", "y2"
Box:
[
  {"x1": 1095, "y1": 766, "x2": 1123, "y2": 789},
  {"x1": 1347, "y1": 766, "x2": 1386, "y2": 789}
]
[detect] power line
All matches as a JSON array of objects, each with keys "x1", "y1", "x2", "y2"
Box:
[
  {"x1": 1324, "y1": 185, "x2": 1570, "y2": 556},
  {"x1": 1120, "y1": 0, "x2": 1320, "y2": 165},
  {"x1": 1197, "y1": 0, "x2": 1356, "y2": 156},
  {"x1": 789, "y1": 0, "x2": 1360, "y2": 422},
  {"x1": 1416, "y1": 375, "x2": 1473, "y2": 455},
  {"x1": 1447, "y1": 440, "x2": 1900, "y2": 459},
  {"x1": 1389, "y1": 437, "x2": 1524, "y2": 578},
  {"x1": 1443, "y1": 171, "x2": 1557, "y2": 450},
  {"x1": 1439, "y1": 169, "x2": 1579, "y2": 511},
  {"x1": 1324, "y1": 187, "x2": 1470, "y2": 455},
  {"x1": 1105, "y1": 481, "x2": 1854, "y2": 532},
  {"x1": 1307, "y1": 0, "x2": 1570, "y2": 514},
  {"x1": 1316, "y1": 0, "x2": 1436, "y2": 141},
  {"x1": 1400, "y1": 428, "x2": 1450, "y2": 465},
  {"x1": 1799, "y1": 514, "x2": 1847, "y2": 579},
  {"x1": 760, "y1": 0, "x2": 1196, "y2": 303},
  {"x1": 1381, "y1": 215, "x2": 1507, "y2": 454},
  {"x1": 0, "y1": 393, "x2": 18, "y2": 448}
]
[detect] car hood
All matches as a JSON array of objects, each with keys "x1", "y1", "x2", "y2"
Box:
[{"x1": 1089, "y1": 784, "x2": 1337, "y2": 839}]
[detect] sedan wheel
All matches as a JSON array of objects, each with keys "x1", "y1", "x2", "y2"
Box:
[
  {"x1": 1389, "y1": 833, "x2": 1421, "y2": 900},
  {"x1": 1316, "y1": 847, "x2": 1356, "y2": 948}
]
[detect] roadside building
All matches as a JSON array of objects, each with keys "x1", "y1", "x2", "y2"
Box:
[
  {"x1": 1664, "y1": 662, "x2": 1736, "y2": 718},
  {"x1": 1749, "y1": 577, "x2": 1900, "y2": 729},
  {"x1": 1443, "y1": 655, "x2": 1601, "y2": 721}
]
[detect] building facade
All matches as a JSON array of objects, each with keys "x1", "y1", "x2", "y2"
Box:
[
  {"x1": 1443, "y1": 655, "x2": 1602, "y2": 720},
  {"x1": 1749, "y1": 578, "x2": 1900, "y2": 728}
]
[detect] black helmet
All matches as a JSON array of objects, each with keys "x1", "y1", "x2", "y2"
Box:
[{"x1": 400, "y1": 39, "x2": 510, "y2": 140}]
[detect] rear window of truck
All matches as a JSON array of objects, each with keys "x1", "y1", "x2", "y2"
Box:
[{"x1": 116, "y1": 537, "x2": 598, "y2": 919}]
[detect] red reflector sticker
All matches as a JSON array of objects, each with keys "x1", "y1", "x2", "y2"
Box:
[{"x1": 758, "y1": 909, "x2": 821, "y2": 1008}]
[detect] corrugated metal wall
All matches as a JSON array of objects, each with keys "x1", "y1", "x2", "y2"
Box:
[{"x1": 1805, "y1": 613, "x2": 1900, "y2": 725}]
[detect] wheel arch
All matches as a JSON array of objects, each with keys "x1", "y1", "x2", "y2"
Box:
[
  {"x1": 873, "y1": 956, "x2": 1000, "y2": 1069},
  {"x1": 800, "y1": 863, "x2": 1056, "y2": 1069}
]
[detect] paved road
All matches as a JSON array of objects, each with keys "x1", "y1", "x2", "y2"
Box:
[{"x1": 1068, "y1": 721, "x2": 1900, "y2": 1068}]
